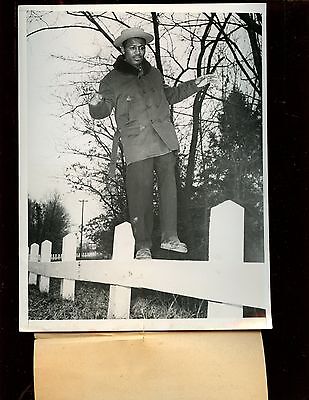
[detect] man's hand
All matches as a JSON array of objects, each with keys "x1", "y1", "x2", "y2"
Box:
[
  {"x1": 195, "y1": 73, "x2": 217, "y2": 88},
  {"x1": 89, "y1": 93, "x2": 103, "y2": 106}
]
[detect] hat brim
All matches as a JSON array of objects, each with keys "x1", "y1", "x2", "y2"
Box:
[{"x1": 114, "y1": 30, "x2": 154, "y2": 48}]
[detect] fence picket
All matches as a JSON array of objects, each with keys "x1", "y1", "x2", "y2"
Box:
[
  {"x1": 39, "y1": 240, "x2": 52, "y2": 293},
  {"x1": 207, "y1": 200, "x2": 244, "y2": 318},
  {"x1": 107, "y1": 222, "x2": 134, "y2": 319},
  {"x1": 60, "y1": 233, "x2": 77, "y2": 300},
  {"x1": 29, "y1": 243, "x2": 39, "y2": 285}
]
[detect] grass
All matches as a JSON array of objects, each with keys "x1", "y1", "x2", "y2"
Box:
[
  {"x1": 28, "y1": 279, "x2": 208, "y2": 320},
  {"x1": 131, "y1": 288, "x2": 208, "y2": 319},
  {"x1": 29, "y1": 279, "x2": 109, "y2": 320},
  {"x1": 28, "y1": 279, "x2": 265, "y2": 320}
]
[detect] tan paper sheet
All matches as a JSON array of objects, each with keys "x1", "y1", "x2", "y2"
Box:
[{"x1": 34, "y1": 331, "x2": 267, "y2": 399}]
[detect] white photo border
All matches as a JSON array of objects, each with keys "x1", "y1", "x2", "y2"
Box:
[{"x1": 19, "y1": 3, "x2": 271, "y2": 332}]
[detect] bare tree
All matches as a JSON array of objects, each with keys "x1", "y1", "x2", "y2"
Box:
[{"x1": 27, "y1": 10, "x2": 263, "y2": 255}]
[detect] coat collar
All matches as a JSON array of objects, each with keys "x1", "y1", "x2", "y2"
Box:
[{"x1": 113, "y1": 55, "x2": 152, "y2": 76}]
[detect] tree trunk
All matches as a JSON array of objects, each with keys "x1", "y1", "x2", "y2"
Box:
[
  {"x1": 182, "y1": 15, "x2": 230, "y2": 247},
  {"x1": 246, "y1": 26, "x2": 262, "y2": 92},
  {"x1": 151, "y1": 12, "x2": 164, "y2": 74}
]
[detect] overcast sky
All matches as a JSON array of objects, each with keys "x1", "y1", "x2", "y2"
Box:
[{"x1": 22, "y1": 12, "x2": 105, "y2": 228}]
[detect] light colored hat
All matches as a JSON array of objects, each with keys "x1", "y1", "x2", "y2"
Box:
[{"x1": 114, "y1": 27, "x2": 154, "y2": 48}]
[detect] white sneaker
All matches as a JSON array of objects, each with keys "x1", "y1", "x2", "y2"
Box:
[
  {"x1": 135, "y1": 248, "x2": 152, "y2": 260},
  {"x1": 160, "y1": 240, "x2": 188, "y2": 253}
]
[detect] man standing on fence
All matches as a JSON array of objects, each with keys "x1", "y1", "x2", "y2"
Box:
[{"x1": 89, "y1": 27, "x2": 217, "y2": 260}]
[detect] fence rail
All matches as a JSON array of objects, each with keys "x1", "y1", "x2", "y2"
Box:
[{"x1": 28, "y1": 200, "x2": 268, "y2": 319}]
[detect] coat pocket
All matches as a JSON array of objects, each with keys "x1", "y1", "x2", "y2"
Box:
[{"x1": 127, "y1": 95, "x2": 148, "y2": 122}]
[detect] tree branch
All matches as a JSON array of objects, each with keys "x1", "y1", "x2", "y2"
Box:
[
  {"x1": 236, "y1": 13, "x2": 262, "y2": 35},
  {"x1": 27, "y1": 24, "x2": 99, "y2": 37},
  {"x1": 196, "y1": 13, "x2": 215, "y2": 76},
  {"x1": 213, "y1": 16, "x2": 260, "y2": 94},
  {"x1": 82, "y1": 11, "x2": 119, "y2": 51}
]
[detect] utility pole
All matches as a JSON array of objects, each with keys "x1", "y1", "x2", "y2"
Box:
[{"x1": 79, "y1": 199, "x2": 88, "y2": 259}]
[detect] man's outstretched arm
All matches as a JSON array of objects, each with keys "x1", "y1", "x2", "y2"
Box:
[
  {"x1": 89, "y1": 80, "x2": 115, "y2": 119},
  {"x1": 164, "y1": 73, "x2": 218, "y2": 105}
]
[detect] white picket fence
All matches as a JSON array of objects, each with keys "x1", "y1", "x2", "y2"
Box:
[
  {"x1": 51, "y1": 253, "x2": 62, "y2": 262},
  {"x1": 28, "y1": 200, "x2": 268, "y2": 320}
]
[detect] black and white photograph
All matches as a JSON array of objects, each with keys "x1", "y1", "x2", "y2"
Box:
[{"x1": 19, "y1": 3, "x2": 271, "y2": 331}]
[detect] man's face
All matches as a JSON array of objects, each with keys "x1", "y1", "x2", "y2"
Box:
[{"x1": 121, "y1": 37, "x2": 146, "y2": 68}]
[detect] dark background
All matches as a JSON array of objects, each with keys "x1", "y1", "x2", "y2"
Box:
[{"x1": 1, "y1": 1, "x2": 309, "y2": 399}]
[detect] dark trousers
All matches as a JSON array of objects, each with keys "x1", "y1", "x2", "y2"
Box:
[{"x1": 126, "y1": 152, "x2": 178, "y2": 250}]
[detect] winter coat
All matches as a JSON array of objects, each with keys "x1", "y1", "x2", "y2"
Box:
[{"x1": 89, "y1": 55, "x2": 201, "y2": 166}]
